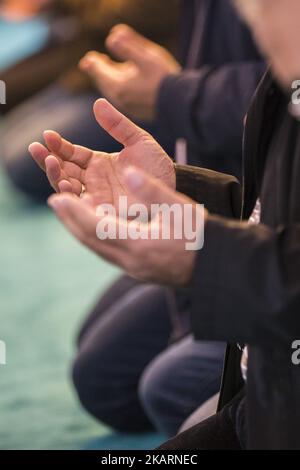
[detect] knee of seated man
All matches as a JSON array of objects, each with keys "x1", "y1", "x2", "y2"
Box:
[
  {"x1": 72, "y1": 349, "x2": 145, "y2": 432},
  {"x1": 138, "y1": 353, "x2": 179, "y2": 430},
  {"x1": 72, "y1": 350, "x2": 103, "y2": 412},
  {"x1": 72, "y1": 350, "x2": 120, "y2": 428}
]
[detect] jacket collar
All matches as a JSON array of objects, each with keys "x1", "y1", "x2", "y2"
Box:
[{"x1": 242, "y1": 70, "x2": 281, "y2": 219}]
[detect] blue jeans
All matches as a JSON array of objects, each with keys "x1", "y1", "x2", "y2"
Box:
[{"x1": 73, "y1": 275, "x2": 225, "y2": 437}]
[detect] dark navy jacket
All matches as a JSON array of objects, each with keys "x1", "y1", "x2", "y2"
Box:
[{"x1": 157, "y1": 0, "x2": 265, "y2": 180}]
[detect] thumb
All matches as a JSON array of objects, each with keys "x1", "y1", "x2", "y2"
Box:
[
  {"x1": 48, "y1": 193, "x2": 97, "y2": 242},
  {"x1": 93, "y1": 98, "x2": 149, "y2": 146},
  {"x1": 123, "y1": 166, "x2": 179, "y2": 206}
]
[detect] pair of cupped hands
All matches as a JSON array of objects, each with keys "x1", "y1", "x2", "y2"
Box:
[{"x1": 29, "y1": 99, "x2": 205, "y2": 286}]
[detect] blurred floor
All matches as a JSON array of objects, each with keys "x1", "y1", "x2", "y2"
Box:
[{"x1": 0, "y1": 165, "x2": 164, "y2": 450}]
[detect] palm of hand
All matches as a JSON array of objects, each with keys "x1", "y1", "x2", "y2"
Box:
[
  {"x1": 83, "y1": 137, "x2": 175, "y2": 210},
  {"x1": 29, "y1": 99, "x2": 176, "y2": 214}
]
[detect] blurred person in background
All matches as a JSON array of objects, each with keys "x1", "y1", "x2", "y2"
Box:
[
  {"x1": 0, "y1": 0, "x2": 52, "y2": 18},
  {"x1": 80, "y1": 0, "x2": 265, "y2": 177},
  {"x1": 1, "y1": 0, "x2": 179, "y2": 200},
  {"x1": 0, "y1": 0, "x2": 55, "y2": 84},
  {"x1": 57, "y1": 0, "x2": 264, "y2": 437}
]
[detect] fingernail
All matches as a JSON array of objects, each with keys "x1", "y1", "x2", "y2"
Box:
[
  {"x1": 124, "y1": 167, "x2": 144, "y2": 191},
  {"x1": 28, "y1": 143, "x2": 36, "y2": 154},
  {"x1": 81, "y1": 57, "x2": 93, "y2": 67},
  {"x1": 48, "y1": 196, "x2": 66, "y2": 210},
  {"x1": 43, "y1": 130, "x2": 53, "y2": 140},
  {"x1": 108, "y1": 37, "x2": 118, "y2": 47},
  {"x1": 79, "y1": 58, "x2": 87, "y2": 68}
]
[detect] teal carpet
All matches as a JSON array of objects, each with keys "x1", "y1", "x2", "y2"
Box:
[{"x1": 0, "y1": 167, "x2": 164, "y2": 450}]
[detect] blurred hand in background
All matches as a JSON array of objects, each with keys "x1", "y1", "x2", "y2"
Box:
[{"x1": 79, "y1": 24, "x2": 181, "y2": 122}]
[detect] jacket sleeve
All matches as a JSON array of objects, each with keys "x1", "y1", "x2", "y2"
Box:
[
  {"x1": 175, "y1": 164, "x2": 242, "y2": 218},
  {"x1": 158, "y1": 62, "x2": 266, "y2": 175},
  {"x1": 190, "y1": 214, "x2": 300, "y2": 347},
  {"x1": 173, "y1": 164, "x2": 241, "y2": 319}
]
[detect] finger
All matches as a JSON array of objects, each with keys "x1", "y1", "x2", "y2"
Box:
[
  {"x1": 48, "y1": 194, "x2": 129, "y2": 266},
  {"x1": 45, "y1": 155, "x2": 61, "y2": 181},
  {"x1": 45, "y1": 156, "x2": 82, "y2": 195},
  {"x1": 29, "y1": 142, "x2": 84, "y2": 186},
  {"x1": 80, "y1": 50, "x2": 111, "y2": 69},
  {"x1": 109, "y1": 24, "x2": 153, "y2": 48},
  {"x1": 80, "y1": 52, "x2": 118, "y2": 83},
  {"x1": 28, "y1": 142, "x2": 50, "y2": 171},
  {"x1": 45, "y1": 155, "x2": 61, "y2": 191},
  {"x1": 58, "y1": 180, "x2": 73, "y2": 193},
  {"x1": 68, "y1": 178, "x2": 83, "y2": 196},
  {"x1": 123, "y1": 166, "x2": 184, "y2": 206},
  {"x1": 43, "y1": 130, "x2": 93, "y2": 168},
  {"x1": 48, "y1": 194, "x2": 96, "y2": 243},
  {"x1": 106, "y1": 25, "x2": 149, "y2": 66},
  {"x1": 81, "y1": 192, "x2": 94, "y2": 207},
  {"x1": 94, "y1": 98, "x2": 148, "y2": 147},
  {"x1": 94, "y1": 213, "x2": 139, "y2": 268},
  {"x1": 43, "y1": 130, "x2": 72, "y2": 156}
]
